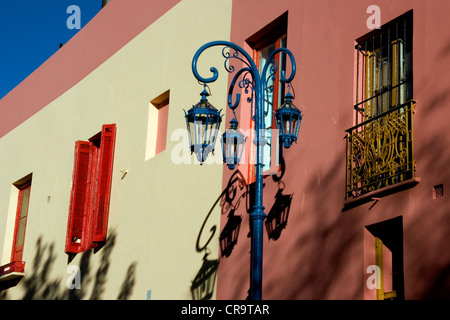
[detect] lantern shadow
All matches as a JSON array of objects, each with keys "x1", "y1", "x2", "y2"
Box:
[
  {"x1": 219, "y1": 210, "x2": 242, "y2": 257},
  {"x1": 191, "y1": 251, "x2": 219, "y2": 300},
  {"x1": 264, "y1": 157, "x2": 293, "y2": 241},
  {"x1": 219, "y1": 158, "x2": 294, "y2": 255},
  {"x1": 218, "y1": 170, "x2": 247, "y2": 258},
  {"x1": 190, "y1": 159, "x2": 293, "y2": 299},
  {"x1": 265, "y1": 185, "x2": 293, "y2": 241},
  {"x1": 190, "y1": 170, "x2": 247, "y2": 300},
  {"x1": 190, "y1": 172, "x2": 246, "y2": 300}
]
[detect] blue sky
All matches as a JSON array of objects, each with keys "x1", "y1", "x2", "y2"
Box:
[{"x1": 0, "y1": 1, "x2": 103, "y2": 99}]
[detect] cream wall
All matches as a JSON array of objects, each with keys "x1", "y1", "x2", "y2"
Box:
[{"x1": 0, "y1": 0, "x2": 231, "y2": 299}]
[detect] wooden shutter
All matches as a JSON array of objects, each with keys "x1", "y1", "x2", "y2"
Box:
[
  {"x1": 85, "y1": 145, "x2": 99, "y2": 250},
  {"x1": 65, "y1": 141, "x2": 94, "y2": 253},
  {"x1": 91, "y1": 124, "x2": 116, "y2": 243}
]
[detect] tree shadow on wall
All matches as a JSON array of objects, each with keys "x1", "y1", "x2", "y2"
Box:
[
  {"x1": 0, "y1": 231, "x2": 137, "y2": 300},
  {"x1": 285, "y1": 156, "x2": 364, "y2": 299}
]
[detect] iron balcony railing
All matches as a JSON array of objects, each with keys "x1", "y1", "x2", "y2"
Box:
[{"x1": 345, "y1": 100, "x2": 416, "y2": 201}]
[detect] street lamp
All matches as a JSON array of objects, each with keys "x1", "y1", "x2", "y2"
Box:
[{"x1": 185, "y1": 40, "x2": 300, "y2": 300}]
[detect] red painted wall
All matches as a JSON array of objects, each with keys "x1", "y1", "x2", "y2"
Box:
[
  {"x1": 0, "y1": 0, "x2": 181, "y2": 139},
  {"x1": 217, "y1": 0, "x2": 450, "y2": 300}
]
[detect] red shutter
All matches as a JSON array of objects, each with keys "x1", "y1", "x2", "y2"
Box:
[
  {"x1": 65, "y1": 141, "x2": 94, "y2": 253},
  {"x1": 91, "y1": 124, "x2": 116, "y2": 243},
  {"x1": 85, "y1": 145, "x2": 100, "y2": 250}
]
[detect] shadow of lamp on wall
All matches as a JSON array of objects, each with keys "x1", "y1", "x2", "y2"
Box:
[
  {"x1": 219, "y1": 209, "x2": 242, "y2": 257},
  {"x1": 191, "y1": 182, "x2": 221, "y2": 300},
  {"x1": 265, "y1": 188, "x2": 293, "y2": 241},
  {"x1": 191, "y1": 251, "x2": 219, "y2": 300}
]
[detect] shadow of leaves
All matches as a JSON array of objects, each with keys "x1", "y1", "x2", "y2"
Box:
[{"x1": 0, "y1": 230, "x2": 137, "y2": 300}]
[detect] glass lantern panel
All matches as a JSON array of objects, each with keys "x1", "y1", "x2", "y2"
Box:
[
  {"x1": 282, "y1": 113, "x2": 292, "y2": 135},
  {"x1": 290, "y1": 117, "x2": 298, "y2": 136},
  {"x1": 189, "y1": 121, "x2": 196, "y2": 149},
  {"x1": 237, "y1": 136, "x2": 245, "y2": 164},
  {"x1": 206, "y1": 115, "x2": 218, "y2": 145}
]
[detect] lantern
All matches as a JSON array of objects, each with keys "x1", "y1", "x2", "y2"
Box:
[
  {"x1": 221, "y1": 117, "x2": 246, "y2": 170},
  {"x1": 275, "y1": 91, "x2": 302, "y2": 149},
  {"x1": 184, "y1": 88, "x2": 222, "y2": 164}
]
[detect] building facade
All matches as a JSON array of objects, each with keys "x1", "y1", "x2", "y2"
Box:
[
  {"x1": 217, "y1": 0, "x2": 450, "y2": 300},
  {"x1": 0, "y1": 0, "x2": 231, "y2": 300},
  {"x1": 1, "y1": 0, "x2": 450, "y2": 300}
]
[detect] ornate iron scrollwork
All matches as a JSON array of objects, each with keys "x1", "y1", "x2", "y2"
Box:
[{"x1": 346, "y1": 100, "x2": 416, "y2": 200}]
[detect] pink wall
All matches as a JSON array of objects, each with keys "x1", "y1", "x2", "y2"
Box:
[
  {"x1": 155, "y1": 101, "x2": 169, "y2": 155},
  {"x1": 0, "y1": 0, "x2": 181, "y2": 138},
  {"x1": 217, "y1": 0, "x2": 450, "y2": 300}
]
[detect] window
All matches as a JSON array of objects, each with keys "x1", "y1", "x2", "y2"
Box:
[
  {"x1": 258, "y1": 35, "x2": 287, "y2": 173},
  {"x1": 0, "y1": 174, "x2": 31, "y2": 284},
  {"x1": 65, "y1": 124, "x2": 116, "y2": 253},
  {"x1": 246, "y1": 12, "x2": 288, "y2": 183},
  {"x1": 355, "y1": 10, "x2": 413, "y2": 120},
  {"x1": 11, "y1": 182, "x2": 31, "y2": 262},
  {"x1": 365, "y1": 217, "x2": 404, "y2": 300},
  {"x1": 146, "y1": 90, "x2": 170, "y2": 160},
  {"x1": 345, "y1": 11, "x2": 416, "y2": 203}
]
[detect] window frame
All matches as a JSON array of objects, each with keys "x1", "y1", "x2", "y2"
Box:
[
  {"x1": 11, "y1": 182, "x2": 31, "y2": 263},
  {"x1": 255, "y1": 34, "x2": 286, "y2": 175},
  {"x1": 365, "y1": 217, "x2": 404, "y2": 300}
]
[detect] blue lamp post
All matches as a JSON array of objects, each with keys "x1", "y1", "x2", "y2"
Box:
[{"x1": 185, "y1": 41, "x2": 301, "y2": 300}]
